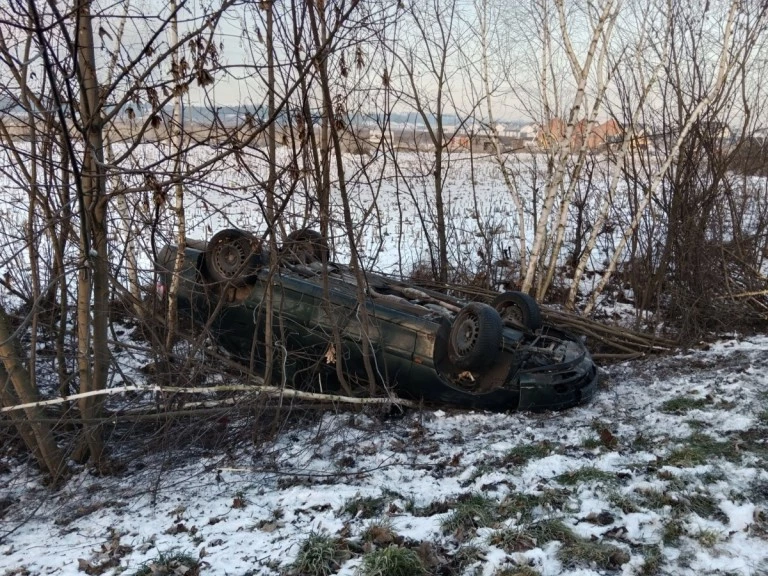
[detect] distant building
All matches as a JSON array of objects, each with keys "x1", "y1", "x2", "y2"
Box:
[
  {"x1": 446, "y1": 135, "x2": 470, "y2": 151},
  {"x1": 492, "y1": 123, "x2": 518, "y2": 138},
  {"x1": 586, "y1": 119, "x2": 623, "y2": 148},
  {"x1": 531, "y1": 117, "x2": 643, "y2": 152},
  {"x1": 518, "y1": 122, "x2": 539, "y2": 142},
  {"x1": 354, "y1": 126, "x2": 372, "y2": 140}
]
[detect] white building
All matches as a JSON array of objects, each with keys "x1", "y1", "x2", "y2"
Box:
[{"x1": 518, "y1": 122, "x2": 539, "y2": 141}]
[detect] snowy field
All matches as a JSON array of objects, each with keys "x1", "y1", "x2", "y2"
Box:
[
  {"x1": 0, "y1": 145, "x2": 624, "y2": 293},
  {"x1": 1, "y1": 335, "x2": 768, "y2": 575}
]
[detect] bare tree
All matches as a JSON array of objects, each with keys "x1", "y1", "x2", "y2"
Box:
[
  {"x1": 583, "y1": 0, "x2": 767, "y2": 317},
  {"x1": 390, "y1": 0, "x2": 477, "y2": 284},
  {"x1": 475, "y1": 0, "x2": 527, "y2": 276},
  {"x1": 0, "y1": 0, "x2": 241, "y2": 468}
]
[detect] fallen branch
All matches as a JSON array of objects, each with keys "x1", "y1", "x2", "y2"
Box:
[
  {"x1": 543, "y1": 308, "x2": 677, "y2": 348},
  {"x1": 716, "y1": 289, "x2": 768, "y2": 300},
  {"x1": 0, "y1": 402, "x2": 340, "y2": 425},
  {"x1": 409, "y1": 278, "x2": 679, "y2": 358},
  {"x1": 590, "y1": 352, "x2": 646, "y2": 361},
  {"x1": 0, "y1": 382, "x2": 418, "y2": 414}
]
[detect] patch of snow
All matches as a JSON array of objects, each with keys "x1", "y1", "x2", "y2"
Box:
[{"x1": 2, "y1": 330, "x2": 768, "y2": 575}]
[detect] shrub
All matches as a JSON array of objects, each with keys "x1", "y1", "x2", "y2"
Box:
[
  {"x1": 360, "y1": 546, "x2": 426, "y2": 576},
  {"x1": 441, "y1": 494, "x2": 498, "y2": 534},
  {"x1": 291, "y1": 532, "x2": 348, "y2": 576}
]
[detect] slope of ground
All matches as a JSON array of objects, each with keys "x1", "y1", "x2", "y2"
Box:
[{"x1": 1, "y1": 336, "x2": 767, "y2": 576}]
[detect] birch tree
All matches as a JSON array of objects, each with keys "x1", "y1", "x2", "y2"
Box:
[
  {"x1": 520, "y1": 0, "x2": 619, "y2": 295},
  {"x1": 564, "y1": 0, "x2": 670, "y2": 311},
  {"x1": 536, "y1": 2, "x2": 619, "y2": 301}
]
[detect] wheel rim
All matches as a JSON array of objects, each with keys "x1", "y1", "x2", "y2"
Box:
[
  {"x1": 284, "y1": 230, "x2": 325, "y2": 262},
  {"x1": 212, "y1": 237, "x2": 249, "y2": 278},
  {"x1": 501, "y1": 303, "x2": 523, "y2": 323},
  {"x1": 454, "y1": 314, "x2": 480, "y2": 355}
]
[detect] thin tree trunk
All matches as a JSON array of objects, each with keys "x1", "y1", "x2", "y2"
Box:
[
  {"x1": 0, "y1": 305, "x2": 65, "y2": 481},
  {"x1": 56, "y1": 135, "x2": 72, "y2": 394},
  {"x1": 76, "y1": 0, "x2": 109, "y2": 465},
  {"x1": 165, "y1": 0, "x2": 187, "y2": 351},
  {"x1": 304, "y1": 0, "x2": 352, "y2": 395},
  {"x1": 478, "y1": 0, "x2": 526, "y2": 275},
  {"x1": 103, "y1": 0, "x2": 140, "y2": 308},
  {"x1": 264, "y1": 0, "x2": 280, "y2": 416},
  {"x1": 307, "y1": 0, "x2": 379, "y2": 394}
]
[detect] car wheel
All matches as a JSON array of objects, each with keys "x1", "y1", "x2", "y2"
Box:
[
  {"x1": 282, "y1": 228, "x2": 328, "y2": 263},
  {"x1": 491, "y1": 291, "x2": 542, "y2": 330},
  {"x1": 204, "y1": 229, "x2": 261, "y2": 285},
  {"x1": 448, "y1": 302, "x2": 503, "y2": 370}
]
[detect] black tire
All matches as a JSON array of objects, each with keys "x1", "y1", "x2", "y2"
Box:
[
  {"x1": 204, "y1": 229, "x2": 261, "y2": 285},
  {"x1": 281, "y1": 228, "x2": 329, "y2": 263},
  {"x1": 448, "y1": 302, "x2": 503, "y2": 371},
  {"x1": 491, "y1": 291, "x2": 542, "y2": 330}
]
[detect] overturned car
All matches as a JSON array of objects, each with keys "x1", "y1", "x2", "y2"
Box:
[{"x1": 158, "y1": 228, "x2": 598, "y2": 411}]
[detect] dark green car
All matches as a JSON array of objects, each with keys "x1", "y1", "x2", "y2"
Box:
[{"x1": 158, "y1": 229, "x2": 598, "y2": 411}]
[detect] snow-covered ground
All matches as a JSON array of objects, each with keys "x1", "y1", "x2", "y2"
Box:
[
  {"x1": 2, "y1": 335, "x2": 767, "y2": 576},
  {"x1": 1, "y1": 145, "x2": 767, "y2": 575}
]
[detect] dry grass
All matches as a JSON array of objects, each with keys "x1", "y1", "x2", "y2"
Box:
[
  {"x1": 441, "y1": 494, "x2": 498, "y2": 534},
  {"x1": 502, "y1": 442, "x2": 552, "y2": 466},
  {"x1": 660, "y1": 396, "x2": 711, "y2": 413},
  {"x1": 291, "y1": 532, "x2": 349, "y2": 576},
  {"x1": 360, "y1": 546, "x2": 425, "y2": 576},
  {"x1": 491, "y1": 519, "x2": 629, "y2": 571}
]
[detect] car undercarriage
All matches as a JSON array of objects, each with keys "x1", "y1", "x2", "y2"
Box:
[{"x1": 158, "y1": 228, "x2": 598, "y2": 411}]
